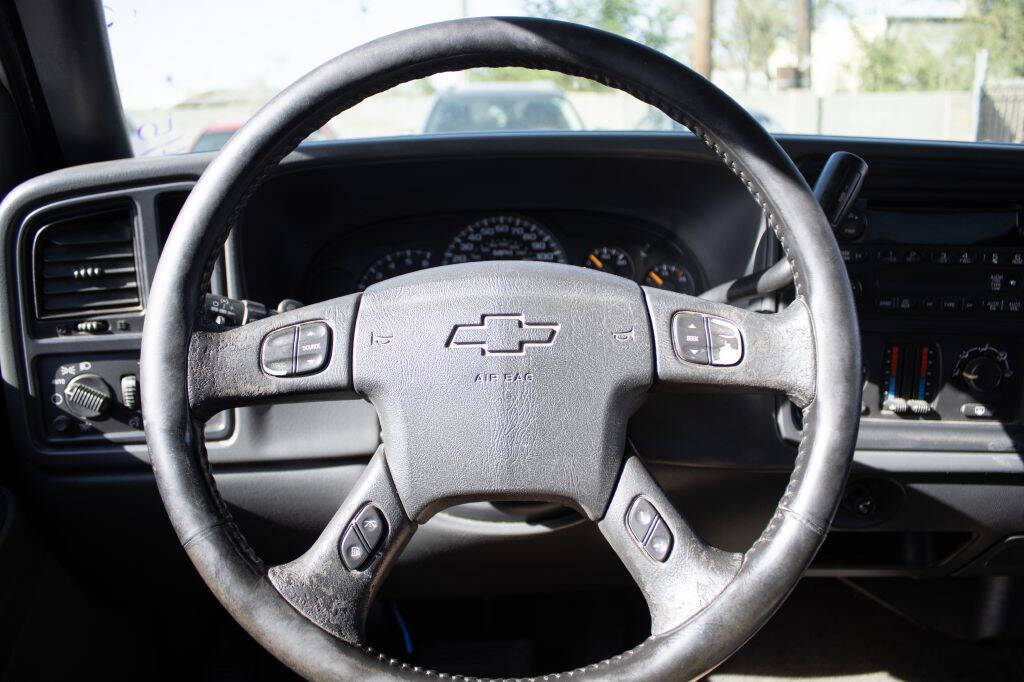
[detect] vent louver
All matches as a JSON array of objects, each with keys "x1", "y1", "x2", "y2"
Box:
[{"x1": 33, "y1": 208, "x2": 142, "y2": 319}]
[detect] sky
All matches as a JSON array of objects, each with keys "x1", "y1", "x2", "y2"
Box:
[
  {"x1": 104, "y1": 0, "x2": 969, "y2": 110},
  {"x1": 105, "y1": 0, "x2": 524, "y2": 109}
]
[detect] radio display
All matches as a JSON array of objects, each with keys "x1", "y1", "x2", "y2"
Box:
[{"x1": 866, "y1": 208, "x2": 1020, "y2": 245}]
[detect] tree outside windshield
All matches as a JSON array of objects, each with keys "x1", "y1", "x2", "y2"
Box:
[{"x1": 104, "y1": 0, "x2": 1024, "y2": 155}]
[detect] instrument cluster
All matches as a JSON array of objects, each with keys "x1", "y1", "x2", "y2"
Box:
[{"x1": 302, "y1": 213, "x2": 702, "y2": 301}]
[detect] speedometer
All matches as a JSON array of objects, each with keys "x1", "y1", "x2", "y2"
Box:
[{"x1": 442, "y1": 216, "x2": 567, "y2": 265}]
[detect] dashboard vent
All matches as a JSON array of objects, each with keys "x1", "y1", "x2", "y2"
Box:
[{"x1": 33, "y1": 208, "x2": 142, "y2": 319}]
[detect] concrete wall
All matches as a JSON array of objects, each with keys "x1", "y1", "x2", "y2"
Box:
[{"x1": 125, "y1": 88, "x2": 978, "y2": 156}]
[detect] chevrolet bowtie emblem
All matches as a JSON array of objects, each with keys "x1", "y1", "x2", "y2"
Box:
[{"x1": 447, "y1": 314, "x2": 559, "y2": 356}]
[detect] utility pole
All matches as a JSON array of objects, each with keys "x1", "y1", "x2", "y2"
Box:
[
  {"x1": 693, "y1": 0, "x2": 714, "y2": 78},
  {"x1": 795, "y1": 0, "x2": 813, "y2": 88}
]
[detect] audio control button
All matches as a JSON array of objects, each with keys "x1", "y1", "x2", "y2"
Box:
[
  {"x1": 940, "y1": 298, "x2": 961, "y2": 313},
  {"x1": 261, "y1": 327, "x2": 297, "y2": 377},
  {"x1": 295, "y1": 322, "x2": 331, "y2": 375},
  {"x1": 671, "y1": 312, "x2": 709, "y2": 365}
]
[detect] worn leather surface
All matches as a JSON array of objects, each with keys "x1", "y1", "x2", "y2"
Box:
[
  {"x1": 188, "y1": 294, "x2": 361, "y2": 420},
  {"x1": 644, "y1": 288, "x2": 816, "y2": 407},
  {"x1": 140, "y1": 16, "x2": 861, "y2": 681},
  {"x1": 269, "y1": 449, "x2": 414, "y2": 643}
]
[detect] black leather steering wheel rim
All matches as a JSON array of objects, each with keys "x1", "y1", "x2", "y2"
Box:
[{"x1": 141, "y1": 17, "x2": 861, "y2": 681}]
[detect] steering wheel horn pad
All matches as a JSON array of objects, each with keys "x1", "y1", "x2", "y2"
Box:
[
  {"x1": 141, "y1": 16, "x2": 860, "y2": 681},
  {"x1": 353, "y1": 261, "x2": 652, "y2": 522}
]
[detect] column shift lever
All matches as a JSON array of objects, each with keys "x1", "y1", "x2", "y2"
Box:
[{"x1": 701, "y1": 151, "x2": 868, "y2": 303}]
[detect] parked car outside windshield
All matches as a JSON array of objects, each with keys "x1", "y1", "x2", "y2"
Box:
[{"x1": 424, "y1": 84, "x2": 585, "y2": 133}]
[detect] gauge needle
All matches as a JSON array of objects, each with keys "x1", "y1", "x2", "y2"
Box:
[
  {"x1": 588, "y1": 253, "x2": 604, "y2": 269},
  {"x1": 647, "y1": 270, "x2": 664, "y2": 286}
]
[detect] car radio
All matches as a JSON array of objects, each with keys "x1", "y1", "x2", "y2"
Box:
[
  {"x1": 835, "y1": 203, "x2": 1024, "y2": 424},
  {"x1": 840, "y1": 205, "x2": 1024, "y2": 316}
]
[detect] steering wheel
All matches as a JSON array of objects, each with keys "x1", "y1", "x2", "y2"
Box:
[{"x1": 141, "y1": 17, "x2": 860, "y2": 681}]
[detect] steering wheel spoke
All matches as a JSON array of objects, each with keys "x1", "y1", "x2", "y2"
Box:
[
  {"x1": 268, "y1": 449, "x2": 414, "y2": 645},
  {"x1": 187, "y1": 294, "x2": 360, "y2": 420},
  {"x1": 599, "y1": 455, "x2": 741, "y2": 635},
  {"x1": 644, "y1": 287, "x2": 816, "y2": 407}
]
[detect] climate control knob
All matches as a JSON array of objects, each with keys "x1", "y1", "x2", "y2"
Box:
[
  {"x1": 63, "y1": 373, "x2": 113, "y2": 418},
  {"x1": 954, "y1": 345, "x2": 1013, "y2": 395}
]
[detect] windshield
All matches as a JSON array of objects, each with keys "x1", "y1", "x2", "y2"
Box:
[{"x1": 104, "y1": 0, "x2": 1024, "y2": 155}]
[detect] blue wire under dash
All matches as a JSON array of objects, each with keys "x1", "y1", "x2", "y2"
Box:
[{"x1": 391, "y1": 601, "x2": 414, "y2": 655}]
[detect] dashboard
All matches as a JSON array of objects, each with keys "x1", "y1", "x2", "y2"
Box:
[
  {"x1": 304, "y1": 211, "x2": 703, "y2": 299},
  {"x1": 3, "y1": 132, "x2": 1024, "y2": 604}
]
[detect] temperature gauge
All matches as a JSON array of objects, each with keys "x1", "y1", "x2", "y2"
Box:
[{"x1": 644, "y1": 263, "x2": 696, "y2": 295}]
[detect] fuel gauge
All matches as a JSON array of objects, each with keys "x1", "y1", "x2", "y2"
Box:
[{"x1": 583, "y1": 246, "x2": 634, "y2": 279}]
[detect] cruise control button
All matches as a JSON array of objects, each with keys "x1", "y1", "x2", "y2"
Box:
[
  {"x1": 340, "y1": 525, "x2": 371, "y2": 570},
  {"x1": 295, "y1": 321, "x2": 331, "y2": 374},
  {"x1": 708, "y1": 317, "x2": 743, "y2": 366},
  {"x1": 354, "y1": 505, "x2": 386, "y2": 551},
  {"x1": 626, "y1": 497, "x2": 658, "y2": 543},
  {"x1": 644, "y1": 518, "x2": 673, "y2": 562},
  {"x1": 671, "y1": 312, "x2": 709, "y2": 365},
  {"x1": 261, "y1": 326, "x2": 296, "y2": 376}
]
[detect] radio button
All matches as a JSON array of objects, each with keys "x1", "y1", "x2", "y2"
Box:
[
  {"x1": 983, "y1": 299, "x2": 1004, "y2": 313},
  {"x1": 877, "y1": 250, "x2": 899, "y2": 264},
  {"x1": 940, "y1": 297, "x2": 962, "y2": 313},
  {"x1": 842, "y1": 248, "x2": 867, "y2": 264}
]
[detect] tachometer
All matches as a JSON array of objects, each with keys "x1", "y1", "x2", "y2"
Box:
[
  {"x1": 584, "y1": 246, "x2": 634, "y2": 279},
  {"x1": 357, "y1": 249, "x2": 433, "y2": 291},
  {"x1": 442, "y1": 216, "x2": 566, "y2": 265},
  {"x1": 643, "y1": 262, "x2": 696, "y2": 295}
]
